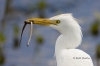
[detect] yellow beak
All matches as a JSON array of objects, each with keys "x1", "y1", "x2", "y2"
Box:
[
  {"x1": 25, "y1": 18, "x2": 60, "y2": 26},
  {"x1": 19, "y1": 18, "x2": 60, "y2": 46}
]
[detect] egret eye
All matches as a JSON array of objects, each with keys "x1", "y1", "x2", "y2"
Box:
[{"x1": 56, "y1": 20, "x2": 60, "y2": 24}]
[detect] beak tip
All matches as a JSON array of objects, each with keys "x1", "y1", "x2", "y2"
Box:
[{"x1": 24, "y1": 21, "x2": 27, "y2": 23}]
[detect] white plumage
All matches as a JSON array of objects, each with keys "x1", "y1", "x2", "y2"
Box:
[
  {"x1": 57, "y1": 49, "x2": 93, "y2": 66},
  {"x1": 22, "y1": 13, "x2": 94, "y2": 66},
  {"x1": 49, "y1": 14, "x2": 94, "y2": 66}
]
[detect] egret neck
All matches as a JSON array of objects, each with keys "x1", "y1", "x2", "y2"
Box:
[{"x1": 55, "y1": 26, "x2": 82, "y2": 55}]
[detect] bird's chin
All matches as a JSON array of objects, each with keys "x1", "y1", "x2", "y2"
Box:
[{"x1": 49, "y1": 24, "x2": 58, "y2": 30}]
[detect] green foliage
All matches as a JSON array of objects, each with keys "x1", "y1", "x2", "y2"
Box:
[
  {"x1": 38, "y1": 1, "x2": 46, "y2": 10},
  {"x1": 0, "y1": 32, "x2": 6, "y2": 43},
  {"x1": 96, "y1": 44, "x2": 100, "y2": 59},
  {"x1": 36, "y1": 35, "x2": 44, "y2": 44},
  {"x1": 13, "y1": 25, "x2": 19, "y2": 37},
  {"x1": 91, "y1": 21, "x2": 99, "y2": 36},
  {"x1": 5, "y1": 0, "x2": 12, "y2": 14},
  {"x1": 0, "y1": 48, "x2": 5, "y2": 65},
  {"x1": 13, "y1": 38, "x2": 19, "y2": 49},
  {"x1": 37, "y1": 1, "x2": 46, "y2": 18},
  {"x1": 0, "y1": 54, "x2": 5, "y2": 65},
  {"x1": 13, "y1": 25, "x2": 19, "y2": 49}
]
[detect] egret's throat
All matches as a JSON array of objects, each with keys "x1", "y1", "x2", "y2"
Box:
[{"x1": 55, "y1": 27, "x2": 82, "y2": 54}]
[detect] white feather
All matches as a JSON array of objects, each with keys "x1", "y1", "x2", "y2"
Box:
[{"x1": 49, "y1": 13, "x2": 93, "y2": 66}]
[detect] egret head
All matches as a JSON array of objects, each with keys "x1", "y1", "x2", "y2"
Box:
[
  {"x1": 24, "y1": 14, "x2": 81, "y2": 35},
  {"x1": 49, "y1": 14, "x2": 82, "y2": 49},
  {"x1": 49, "y1": 14, "x2": 81, "y2": 35},
  {"x1": 20, "y1": 13, "x2": 82, "y2": 46}
]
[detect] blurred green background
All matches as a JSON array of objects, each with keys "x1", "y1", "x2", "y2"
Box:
[{"x1": 0, "y1": 0, "x2": 100, "y2": 66}]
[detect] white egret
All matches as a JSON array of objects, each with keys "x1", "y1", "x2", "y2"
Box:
[{"x1": 20, "y1": 13, "x2": 94, "y2": 66}]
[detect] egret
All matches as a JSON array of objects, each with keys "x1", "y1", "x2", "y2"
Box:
[{"x1": 20, "y1": 13, "x2": 94, "y2": 66}]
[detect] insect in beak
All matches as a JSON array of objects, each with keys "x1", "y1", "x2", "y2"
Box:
[
  {"x1": 19, "y1": 21, "x2": 33, "y2": 47},
  {"x1": 19, "y1": 18, "x2": 60, "y2": 46}
]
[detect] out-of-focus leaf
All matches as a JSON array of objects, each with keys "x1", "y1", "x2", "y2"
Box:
[
  {"x1": 5, "y1": 0, "x2": 13, "y2": 14},
  {"x1": 13, "y1": 25, "x2": 19, "y2": 37},
  {"x1": 91, "y1": 21, "x2": 99, "y2": 36},
  {"x1": 0, "y1": 48, "x2": 5, "y2": 65},
  {"x1": 37, "y1": 1, "x2": 46, "y2": 18},
  {"x1": 13, "y1": 38, "x2": 19, "y2": 49},
  {"x1": 96, "y1": 44, "x2": 100, "y2": 59},
  {"x1": 0, "y1": 32, "x2": 6, "y2": 43},
  {"x1": 38, "y1": 1, "x2": 46, "y2": 10},
  {"x1": 0, "y1": 54, "x2": 5, "y2": 65},
  {"x1": 36, "y1": 35, "x2": 44, "y2": 44},
  {"x1": 13, "y1": 25, "x2": 19, "y2": 49},
  {"x1": 0, "y1": 48, "x2": 2, "y2": 53}
]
